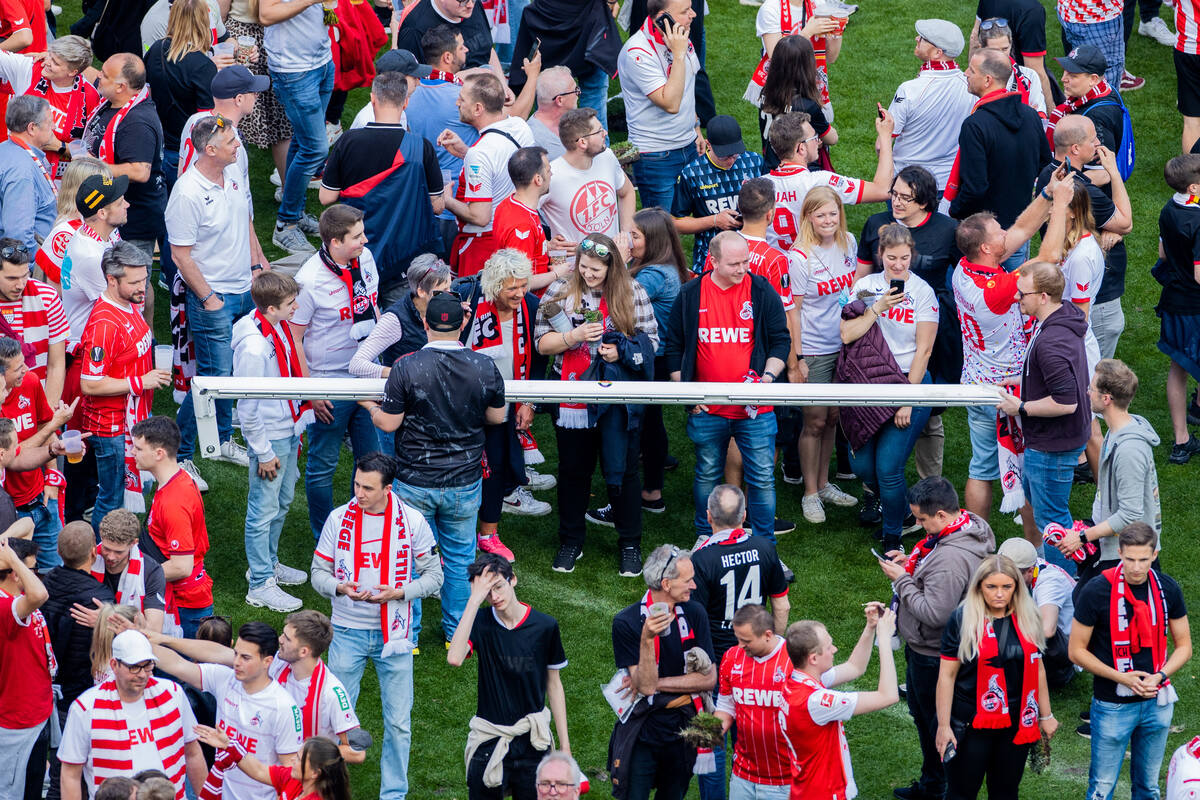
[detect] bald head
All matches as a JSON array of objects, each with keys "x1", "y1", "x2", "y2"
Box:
[
  {"x1": 973, "y1": 48, "x2": 1012, "y2": 83},
  {"x1": 1052, "y1": 114, "x2": 1098, "y2": 151},
  {"x1": 99, "y1": 54, "x2": 146, "y2": 104},
  {"x1": 707, "y1": 484, "x2": 747, "y2": 531}
]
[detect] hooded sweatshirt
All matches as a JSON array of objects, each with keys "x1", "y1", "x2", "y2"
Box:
[
  {"x1": 948, "y1": 92, "x2": 1051, "y2": 228},
  {"x1": 1092, "y1": 414, "x2": 1162, "y2": 562},
  {"x1": 1022, "y1": 302, "x2": 1091, "y2": 452},
  {"x1": 231, "y1": 313, "x2": 311, "y2": 460},
  {"x1": 895, "y1": 511, "x2": 996, "y2": 656}
]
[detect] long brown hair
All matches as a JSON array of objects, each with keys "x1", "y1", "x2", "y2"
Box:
[
  {"x1": 761, "y1": 35, "x2": 822, "y2": 115},
  {"x1": 629, "y1": 208, "x2": 689, "y2": 284},
  {"x1": 1064, "y1": 181, "x2": 1098, "y2": 256},
  {"x1": 552, "y1": 233, "x2": 637, "y2": 335},
  {"x1": 298, "y1": 738, "x2": 350, "y2": 800},
  {"x1": 166, "y1": 0, "x2": 211, "y2": 62}
]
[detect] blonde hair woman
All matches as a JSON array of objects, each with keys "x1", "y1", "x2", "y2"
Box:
[
  {"x1": 36, "y1": 157, "x2": 111, "y2": 286},
  {"x1": 935, "y1": 556, "x2": 1056, "y2": 799},
  {"x1": 88, "y1": 604, "x2": 139, "y2": 683}
]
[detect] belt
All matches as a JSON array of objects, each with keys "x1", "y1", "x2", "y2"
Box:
[{"x1": 15, "y1": 499, "x2": 44, "y2": 513}]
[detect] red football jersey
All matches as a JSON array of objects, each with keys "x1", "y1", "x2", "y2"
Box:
[
  {"x1": 0, "y1": 372, "x2": 51, "y2": 505},
  {"x1": 492, "y1": 194, "x2": 550, "y2": 277},
  {"x1": 148, "y1": 469, "x2": 212, "y2": 609},
  {"x1": 780, "y1": 670, "x2": 859, "y2": 800},
  {"x1": 716, "y1": 637, "x2": 794, "y2": 785},
  {"x1": 79, "y1": 297, "x2": 152, "y2": 435},
  {"x1": 695, "y1": 275, "x2": 770, "y2": 419}
]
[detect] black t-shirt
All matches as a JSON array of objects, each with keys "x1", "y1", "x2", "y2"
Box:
[
  {"x1": 101, "y1": 554, "x2": 168, "y2": 613},
  {"x1": 1157, "y1": 199, "x2": 1200, "y2": 313},
  {"x1": 1035, "y1": 160, "x2": 1126, "y2": 303},
  {"x1": 940, "y1": 606, "x2": 1033, "y2": 727},
  {"x1": 144, "y1": 40, "x2": 217, "y2": 150},
  {"x1": 322, "y1": 124, "x2": 444, "y2": 194},
  {"x1": 612, "y1": 599, "x2": 715, "y2": 746},
  {"x1": 382, "y1": 343, "x2": 506, "y2": 488},
  {"x1": 395, "y1": 0, "x2": 493, "y2": 69},
  {"x1": 84, "y1": 101, "x2": 168, "y2": 240},
  {"x1": 976, "y1": 0, "x2": 1047, "y2": 60},
  {"x1": 759, "y1": 95, "x2": 829, "y2": 171},
  {"x1": 1073, "y1": 571, "x2": 1186, "y2": 702},
  {"x1": 469, "y1": 605, "x2": 567, "y2": 724},
  {"x1": 688, "y1": 533, "x2": 787, "y2": 661},
  {"x1": 858, "y1": 210, "x2": 960, "y2": 293},
  {"x1": 0, "y1": 485, "x2": 16, "y2": 534}
]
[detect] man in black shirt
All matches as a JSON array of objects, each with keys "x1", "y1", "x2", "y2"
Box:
[
  {"x1": 447, "y1": 554, "x2": 570, "y2": 800},
  {"x1": 396, "y1": 0, "x2": 501, "y2": 74},
  {"x1": 365, "y1": 291, "x2": 506, "y2": 643},
  {"x1": 1069, "y1": 523, "x2": 1190, "y2": 800},
  {"x1": 609, "y1": 544, "x2": 715, "y2": 800}
]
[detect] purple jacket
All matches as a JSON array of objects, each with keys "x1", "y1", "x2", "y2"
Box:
[
  {"x1": 1022, "y1": 302, "x2": 1091, "y2": 452},
  {"x1": 836, "y1": 300, "x2": 910, "y2": 451}
]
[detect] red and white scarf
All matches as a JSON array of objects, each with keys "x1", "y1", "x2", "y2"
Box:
[
  {"x1": 1009, "y1": 59, "x2": 1033, "y2": 106},
  {"x1": 557, "y1": 297, "x2": 608, "y2": 429},
  {"x1": 333, "y1": 494, "x2": 414, "y2": 656},
  {"x1": 91, "y1": 543, "x2": 147, "y2": 610},
  {"x1": 638, "y1": 591, "x2": 711, "y2": 771},
  {"x1": 86, "y1": 678, "x2": 188, "y2": 797},
  {"x1": 973, "y1": 617, "x2": 1041, "y2": 744},
  {"x1": 920, "y1": 60, "x2": 960, "y2": 71},
  {"x1": 319, "y1": 246, "x2": 376, "y2": 341},
  {"x1": 996, "y1": 385, "x2": 1025, "y2": 513},
  {"x1": 199, "y1": 739, "x2": 246, "y2": 800},
  {"x1": 468, "y1": 296, "x2": 531, "y2": 381},
  {"x1": 254, "y1": 310, "x2": 314, "y2": 432},
  {"x1": 168, "y1": 270, "x2": 196, "y2": 403},
  {"x1": 124, "y1": 373, "x2": 151, "y2": 513},
  {"x1": 277, "y1": 660, "x2": 328, "y2": 739},
  {"x1": 904, "y1": 511, "x2": 969, "y2": 575},
  {"x1": 1045, "y1": 79, "x2": 1112, "y2": 150},
  {"x1": 694, "y1": 527, "x2": 750, "y2": 551},
  {"x1": 91, "y1": 85, "x2": 151, "y2": 164},
  {"x1": 1107, "y1": 565, "x2": 1171, "y2": 698},
  {"x1": 942, "y1": 90, "x2": 1020, "y2": 202},
  {"x1": 0, "y1": 586, "x2": 57, "y2": 677},
  {"x1": 428, "y1": 69, "x2": 461, "y2": 85},
  {"x1": 11, "y1": 137, "x2": 57, "y2": 196},
  {"x1": 744, "y1": 0, "x2": 829, "y2": 106}
]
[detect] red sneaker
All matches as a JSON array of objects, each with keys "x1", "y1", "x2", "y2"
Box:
[
  {"x1": 477, "y1": 533, "x2": 515, "y2": 562},
  {"x1": 1120, "y1": 70, "x2": 1146, "y2": 91}
]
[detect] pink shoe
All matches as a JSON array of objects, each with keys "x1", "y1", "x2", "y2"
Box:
[{"x1": 477, "y1": 533, "x2": 515, "y2": 562}]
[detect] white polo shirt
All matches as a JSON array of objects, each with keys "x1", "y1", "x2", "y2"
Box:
[
  {"x1": 617, "y1": 23, "x2": 699, "y2": 153},
  {"x1": 292, "y1": 248, "x2": 380, "y2": 375},
  {"x1": 539, "y1": 150, "x2": 627, "y2": 249},
  {"x1": 166, "y1": 163, "x2": 253, "y2": 294},
  {"x1": 889, "y1": 65, "x2": 976, "y2": 189},
  {"x1": 179, "y1": 111, "x2": 252, "y2": 195},
  {"x1": 459, "y1": 115, "x2": 535, "y2": 235},
  {"x1": 62, "y1": 225, "x2": 119, "y2": 351}
]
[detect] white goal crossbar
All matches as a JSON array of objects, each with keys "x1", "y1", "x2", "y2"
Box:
[{"x1": 190, "y1": 377, "x2": 1004, "y2": 460}]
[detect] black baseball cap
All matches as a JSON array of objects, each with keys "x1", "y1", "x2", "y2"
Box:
[
  {"x1": 211, "y1": 65, "x2": 270, "y2": 99},
  {"x1": 707, "y1": 115, "x2": 746, "y2": 159},
  {"x1": 425, "y1": 291, "x2": 464, "y2": 331},
  {"x1": 1055, "y1": 45, "x2": 1107, "y2": 76},
  {"x1": 376, "y1": 49, "x2": 432, "y2": 79},
  {"x1": 76, "y1": 174, "x2": 129, "y2": 217}
]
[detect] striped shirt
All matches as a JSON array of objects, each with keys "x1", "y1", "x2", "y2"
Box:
[
  {"x1": 1178, "y1": 0, "x2": 1200, "y2": 54},
  {"x1": 34, "y1": 217, "x2": 83, "y2": 284},
  {"x1": 716, "y1": 636, "x2": 794, "y2": 785},
  {"x1": 0, "y1": 278, "x2": 69, "y2": 384},
  {"x1": 1058, "y1": 0, "x2": 1121, "y2": 24}
]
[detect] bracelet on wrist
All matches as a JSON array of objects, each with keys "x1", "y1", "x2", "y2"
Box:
[
  {"x1": 199, "y1": 289, "x2": 215, "y2": 305},
  {"x1": 1039, "y1": 713, "x2": 1055, "y2": 721},
  {"x1": 1040, "y1": 188, "x2": 1052, "y2": 201}
]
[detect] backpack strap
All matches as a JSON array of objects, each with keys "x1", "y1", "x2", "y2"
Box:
[{"x1": 481, "y1": 127, "x2": 523, "y2": 149}]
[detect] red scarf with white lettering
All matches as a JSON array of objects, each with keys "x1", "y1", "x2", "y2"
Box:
[
  {"x1": 87, "y1": 678, "x2": 188, "y2": 797},
  {"x1": 468, "y1": 296, "x2": 530, "y2": 381},
  {"x1": 254, "y1": 310, "x2": 313, "y2": 430},
  {"x1": 996, "y1": 384, "x2": 1025, "y2": 513},
  {"x1": 199, "y1": 739, "x2": 247, "y2": 800},
  {"x1": 942, "y1": 90, "x2": 1020, "y2": 202},
  {"x1": 90, "y1": 543, "x2": 146, "y2": 610},
  {"x1": 333, "y1": 494, "x2": 414, "y2": 656},
  {"x1": 428, "y1": 69, "x2": 461, "y2": 85},
  {"x1": 558, "y1": 296, "x2": 608, "y2": 426},
  {"x1": 973, "y1": 616, "x2": 1041, "y2": 744},
  {"x1": 1106, "y1": 565, "x2": 1169, "y2": 694},
  {"x1": 1045, "y1": 80, "x2": 1112, "y2": 150},
  {"x1": 920, "y1": 60, "x2": 959, "y2": 71},
  {"x1": 904, "y1": 511, "x2": 969, "y2": 575},
  {"x1": 91, "y1": 85, "x2": 151, "y2": 164},
  {"x1": 277, "y1": 660, "x2": 327, "y2": 739}
]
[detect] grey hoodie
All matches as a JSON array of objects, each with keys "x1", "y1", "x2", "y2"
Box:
[
  {"x1": 1092, "y1": 414, "x2": 1162, "y2": 562},
  {"x1": 895, "y1": 511, "x2": 996, "y2": 656}
]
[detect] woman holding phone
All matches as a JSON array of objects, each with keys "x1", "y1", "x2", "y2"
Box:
[{"x1": 839, "y1": 224, "x2": 938, "y2": 552}]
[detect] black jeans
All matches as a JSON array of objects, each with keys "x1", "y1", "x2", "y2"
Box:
[
  {"x1": 466, "y1": 733, "x2": 543, "y2": 800},
  {"x1": 555, "y1": 412, "x2": 642, "y2": 550},
  {"x1": 625, "y1": 738, "x2": 696, "y2": 800},
  {"x1": 480, "y1": 415, "x2": 524, "y2": 525},
  {"x1": 905, "y1": 646, "x2": 946, "y2": 796},
  {"x1": 639, "y1": 357, "x2": 671, "y2": 493},
  {"x1": 945, "y1": 726, "x2": 1032, "y2": 800}
]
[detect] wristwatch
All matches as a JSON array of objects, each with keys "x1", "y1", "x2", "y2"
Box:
[{"x1": 1018, "y1": 400, "x2": 1027, "y2": 416}]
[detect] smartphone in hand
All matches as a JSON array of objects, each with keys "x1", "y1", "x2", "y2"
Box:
[
  {"x1": 889, "y1": 278, "x2": 905, "y2": 297},
  {"x1": 656, "y1": 11, "x2": 676, "y2": 34}
]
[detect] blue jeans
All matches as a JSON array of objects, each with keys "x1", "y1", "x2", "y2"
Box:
[
  {"x1": 328, "y1": 625, "x2": 414, "y2": 800},
  {"x1": 697, "y1": 734, "x2": 726, "y2": 800},
  {"x1": 1022, "y1": 445, "x2": 1085, "y2": 575},
  {"x1": 579, "y1": 65, "x2": 609, "y2": 131},
  {"x1": 305, "y1": 400, "x2": 379, "y2": 540},
  {"x1": 687, "y1": 411, "x2": 777, "y2": 541},
  {"x1": 19, "y1": 498, "x2": 62, "y2": 570},
  {"x1": 850, "y1": 402, "x2": 933, "y2": 549},
  {"x1": 245, "y1": 433, "x2": 302, "y2": 588},
  {"x1": 176, "y1": 289, "x2": 255, "y2": 459},
  {"x1": 1088, "y1": 697, "x2": 1174, "y2": 800},
  {"x1": 631, "y1": 144, "x2": 696, "y2": 212},
  {"x1": 178, "y1": 605, "x2": 214, "y2": 639},
  {"x1": 393, "y1": 479, "x2": 481, "y2": 641},
  {"x1": 90, "y1": 434, "x2": 127, "y2": 536},
  {"x1": 1002, "y1": 240, "x2": 1030, "y2": 272},
  {"x1": 728, "y1": 777, "x2": 788, "y2": 800},
  {"x1": 271, "y1": 61, "x2": 335, "y2": 224}
]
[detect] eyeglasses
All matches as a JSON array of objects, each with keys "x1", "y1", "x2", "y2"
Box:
[
  {"x1": 118, "y1": 660, "x2": 155, "y2": 675},
  {"x1": 802, "y1": 134, "x2": 820, "y2": 145},
  {"x1": 581, "y1": 127, "x2": 607, "y2": 140},
  {"x1": 554, "y1": 88, "x2": 582, "y2": 100},
  {"x1": 1016, "y1": 289, "x2": 1043, "y2": 300},
  {"x1": 656, "y1": 545, "x2": 680, "y2": 585},
  {"x1": 580, "y1": 238, "x2": 611, "y2": 258},
  {"x1": 979, "y1": 17, "x2": 1009, "y2": 30},
  {"x1": 0, "y1": 244, "x2": 29, "y2": 261},
  {"x1": 889, "y1": 189, "x2": 916, "y2": 203},
  {"x1": 536, "y1": 781, "x2": 577, "y2": 794}
]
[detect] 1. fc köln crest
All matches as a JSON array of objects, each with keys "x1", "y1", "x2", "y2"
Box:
[{"x1": 570, "y1": 181, "x2": 617, "y2": 233}]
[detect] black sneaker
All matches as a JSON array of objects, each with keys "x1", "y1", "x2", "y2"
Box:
[
  {"x1": 1074, "y1": 462, "x2": 1095, "y2": 484},
  {"x1": 859, "y1": 492, "x2": 882, "y2": 527},
  {"x1": 902, "y1": 513, "x2": 923, "y2": 536},
  {"x1": 552, "y1": 544, "x2": 583, "y2": 573},
  {"x1": 898, "y1": 682, "x2": 907, "y2": 700},
  {"x1": 782, "y1": 464, "x2": 803, "y2": 485},
  {"x1": 642, "y1": 496, "x2": 666, "y2": 513},
  {"x1": 1080, "y1": 709, "x2": 1090, "y2": 722},
  {"x1": 1188, "y1": 389, "x2": 1200, "y2": 425},
  {"x1": 893, "y1": 781, "x2": 941, "y2": 800},
  {"x1": 664, "y1": 454, "x2": 679, "y2": 471},
  {"x1": 775, "y1": 517, "x2": 796, "y2": 535},
  {"x1": 585, "y1": 504, "x2": 616, "y2": 527},
  {"x1": 1170, "y1": 435, "x2": 1200, "y2": 464},
  {"x1": 1076, "y1": 722, "x2": 1091, "y2": 739},
  {"x1": 618, "y1": 546, "x2": 643, "y2": 577}
]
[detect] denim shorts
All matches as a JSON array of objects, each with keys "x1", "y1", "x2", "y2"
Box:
[{"x1": 966, "y1": 404, "x2": 1000, "y2": 481}]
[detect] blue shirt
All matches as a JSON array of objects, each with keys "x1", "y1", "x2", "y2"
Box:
[
  {"x1": 634, "y1": 263, "x2": 681, "y2": 357},
  {"x1": 671, "y1": 150, "x2": 765, "y2": 272},
  {"x1": 0, "y1": 140, "x2": 56, "y2": 251},
  {"x1": 406, "y1": 78, "x2": 480, "y2": 222}
]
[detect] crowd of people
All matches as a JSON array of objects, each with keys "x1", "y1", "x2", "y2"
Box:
[{"x1": 0, "y1": 0, "x2": 1198, "y2": 797}]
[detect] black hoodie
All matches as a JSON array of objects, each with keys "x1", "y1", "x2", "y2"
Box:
[
  {"x1": 948, "y1": 92, "x2": 1051, "y2": 228},
  {"x1": 41, "y1": 567, "x2": 115, "y2": 707},
  {"x1": 1022, "y1": 302, "x2": 1091, "y2": 452}
]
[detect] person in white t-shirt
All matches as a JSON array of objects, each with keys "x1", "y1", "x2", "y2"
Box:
[
  {"x1": 616, "y1": 0, "x2": 707, "y2": 210},
  {"x1": 438, "y1": 72, "x2": 535, "y2": 278},
  {"x1": 310, "y1": 453, "x2": 444, "y2": 800},
  {"x1": 997, "y1": 536, "x2": 1077, "y2": 687},
  {"x1": 539, "y1": 108, "x2": 634, "y2": 258},
  {"x1": 168, "y1": 115, "x2": 265, "y2": 476},
  {"x1": 840, "y1": 224, "x2": 938, "y2": 552},
  {"x1": 148, "y1": 622, "x2": 303, "y2": 800}
]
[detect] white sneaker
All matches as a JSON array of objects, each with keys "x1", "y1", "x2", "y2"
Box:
[
  {"x1": 180, "y1": 459, "x2": 209, "y2": 492},
  {"x1": 692, "y1": 534, "x2": 710, "y2": 550},
  {"x1": 326, "y1": 122, "x2": 344, "y2": 146},
  {"x1": 231, "y1": 405, "x2": 241, "y2": 429},
  {"x1": 801, "y1": 494, "x2": 825, "y2": 523},
  {"x1": 216, "y1": 439, "x2": 250, "y2": 467},
  {"x1": 1139, "y1": 16, "x2": 1177, "y2": 45},
  {"x1": 270, "y1": 168, "x2": 282, "y2": 187},
  {"x1": 246, "y1": 578, "x2": 303, "y2": 612},
  {"x1": 525, "y1": 467, "x2": 556, "y2": 491},
  {"x1": 503, "y1": 487, "x2": 551, "y2": 516},
  {"x1": 818, "y1": 482, "x2": 859, "y2": 507},
  {"x1": 274, "y1": 562, "x2": 307, "y2": 586}
]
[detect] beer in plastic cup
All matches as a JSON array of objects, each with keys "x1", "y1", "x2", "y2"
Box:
[
  {"x1": 236, "y1": 36, "x2": 256, "y2": 64},
  {"x1": 62, "y1": 430, "x2": 83, "y2": 464}
]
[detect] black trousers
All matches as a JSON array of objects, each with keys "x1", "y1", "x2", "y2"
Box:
[
  {"x1": 639, "y1": 357, "x2": 671, "y2": 493},
  {"x1": 481, "y1": 415, "x2": 524, "y2": 525},
  {"x1": 945, "y1": 726, "x2": 1032, "y2": 800},
  {"x1": 555, "y1": 415, "x2": 641, "y2": 550},
  {"x1": 625, "y1": 738, "x2": 695, "y2": 800},
  {"x1": 467, "y1": 733, "x2": 543, "y2": 800},
  {"x1": 906, "y1": 646, "x2": 946, "y2": 796}
]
